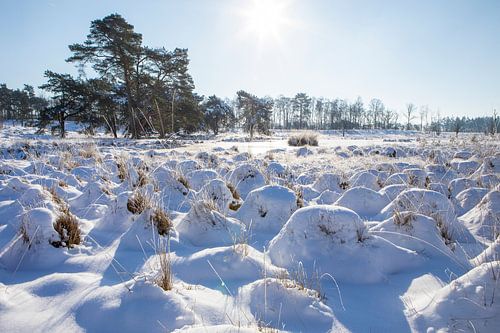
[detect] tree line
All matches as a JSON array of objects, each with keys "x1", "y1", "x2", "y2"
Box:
[{"x1": 0, "y1": 14, "x2": 498, "y2": 138}]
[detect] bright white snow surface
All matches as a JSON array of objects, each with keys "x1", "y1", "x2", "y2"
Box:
[{"x1": 0, "y1": 124, "x2": 499, "y2": 332}]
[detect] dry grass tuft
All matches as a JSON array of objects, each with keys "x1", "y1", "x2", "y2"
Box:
[
  {"x1": 151, "y1": 208, "x2": 172, "y2": 236},
  {"x1": 116, "y1": 155, "x2": 128, "y2": 182},
  {"x1": 177, "y1": 174, "x2": 190, "y2": 190},
  {"x1": 226, "y1": 182, "x2": 240, "y2": 200},
  {"x1": 229, "y1": 201, "x2": 242, "y2": 211},
  {"x1": 47, "y1": 186, "x2": 65, "y2": 207},
  {"x1": 79, "y1": 143, "x2": 101, "y2": 161},
  {"x1": 52, "y1": 210, "x2": 81, "y2": 249},
  {"x1": 127, "y1": 191, "x2": 150, "y2": 215},
  {"x1": 156, "y1": 246, "x2": 173, "y2": 291},
  {"x1": 288, "y1": 132, "x2": 319, "y2": 147},
  {"x1": 393, "y1": 211, "x2": 416, "y2": 230},
  {"x1": 60, "y1": 151, "x2": 80, "y2": 170},
  {"x1": 135, "y1": 168, "x2": 149, "y2": 188}
]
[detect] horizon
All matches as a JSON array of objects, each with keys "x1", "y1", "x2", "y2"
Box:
[{"x1": 1, "y1": 0, "x2": 499, "y2": 118}]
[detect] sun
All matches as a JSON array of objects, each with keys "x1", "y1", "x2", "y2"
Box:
[{"x1": 240, "y1": 0, "x2": 293, "y2": 42}]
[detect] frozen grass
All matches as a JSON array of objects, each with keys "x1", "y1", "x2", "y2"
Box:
[
  {"x1": 0, "y1": 127, "x2": 499, "y2": 332},
  {"x1": 127, "y1": 191, "x2": 151, "y2": 215},
  {"x1": 52, "y1": 209, "x2": 81, "y2": 249},
  {"x1": 287, "y1": 131, "x2": 319, "y2": 146}
]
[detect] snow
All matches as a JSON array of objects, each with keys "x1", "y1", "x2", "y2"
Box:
[
  {"x1": 0, "y1": 124, "x2": 499, "y2": 332},
  {"x1": 335, "y1": 186, "x2": 389, "y2": 219},
  {"x1": 236, "y1": 185, "x2": 298, "y2": 234}
]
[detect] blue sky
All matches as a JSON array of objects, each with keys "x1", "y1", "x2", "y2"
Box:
[{"x1": 1, "y1": 0, "x2": 499, "y2": 117}]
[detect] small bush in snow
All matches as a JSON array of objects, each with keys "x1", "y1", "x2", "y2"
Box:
[
  {"x1": 116, "y1": 157, "x2": 128, "y2": 182},
  {"x1": 134, "y1": 168, "x2": 149, "y2": 188},
  {"x1": 52, "y1": 210, "x2": 81, "y2": 249},
  {"x1": 151, "y1": 208, "x2": 172, "y2": 236},
  {"x1": 127, "y1": 191, "x2": 150, "y2": 215},
  {"x1": 287, "y1": 132, "x2": 319, "y2": 147}
]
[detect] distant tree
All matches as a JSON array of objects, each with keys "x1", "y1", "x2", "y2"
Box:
[
  {"x1": 274, "y1": 96, "x2": 291, "y2": 129},
  {"x1": 350, "y1": 97, "x2": 364, "y2": 128},
  {"x1": 453, "y1": 117, "x2": 463, "y2": 137},
  {"x1": 490, "y1": 109, "x2": 498, "y2": 135},
  {"x1": 292, "y1": 93, "x2": 311, "y2": 129},
  {"x1": 405, "y1": 103, "x2": 417, "y2": 130},
  {"x1": 338, "y1": 99, "x2": 349, "y2": 136},
  {"x1": 39, "y1": 71, "x2": 92, "y2": 138},
  {"x1": 0, "y1": 83, "x2": 47, "y2": 126},
  {"x1": 368, "y1": 98, "x2": 383, "y2": 129},
  {"x1": 202, "y1": 95, "x2": 233, "y2": 135},
  {"x1": 236, "y1": 90, "x2": 273, "y2": 140}
]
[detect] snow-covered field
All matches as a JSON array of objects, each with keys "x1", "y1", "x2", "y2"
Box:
[{"x1": 0, "y1": 124, "x2": 499, "y2": 332}]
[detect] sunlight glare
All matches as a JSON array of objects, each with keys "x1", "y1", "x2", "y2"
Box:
[{"x1": 241, "y1": 0, "x2": 293, "y2": 43}]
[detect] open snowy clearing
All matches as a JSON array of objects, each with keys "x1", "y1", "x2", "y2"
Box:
[{"x1": 0, "y1": 124, "x2": 499, "y2": 332}]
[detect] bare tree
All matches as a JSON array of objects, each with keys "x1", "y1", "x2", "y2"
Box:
[
  {"x1": 369, "y1": 98, "x2": 384, "y2": 129},
  {"x1": 405, "y1": 103, "x2": 417, "y2": 130}
]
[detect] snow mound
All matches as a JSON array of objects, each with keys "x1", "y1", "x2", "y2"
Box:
[
  {"x1": 380, "y1": 188, "x2": 476, "y2": 243},
  {"x1": 236, "y1": 185, "x2": 298, "y2": 233},
  {"x1": 409, "y1": 261, "x2": 500, "y2": 333},
  {"x1": 384, "y1": 172, "x2": 409, "y2": 186},
  {"x1": 371, "y1": 212, "x2": 455, "y2": 259},
  {"x1": 238, "y1": 279, "x2": 345, "y2": 332},
  {"x1": 453, "y1": 187, "x2": 488, "y2": 216},
  {"x1": 74, "y1": 280, "x2": 196, "y2": 332},
  {"x1": 335, "y1": 186, "x2": 389, "y2": 219},
  {"x1": 448, "y1": 177, "x2": 478, "y2": 198},
  {"x1": 473, "y1": 238, "x2": 499, "y2": 264},
  {"x1": 174, "y1": 246, "x2": 284, "y2": 287},
  {"x1": 450, "y1": 159, "x2": 480, "y2": 176},
  {"x1": 177, "y1": 202, "x2": 245, "y2": 247},
  {"x1": 312, "y1": 173, "x2": 344, "y2": 193},
  {"x1": 378, "y1": 183, "x2": 408, "y2": 202},
  {"x1": 459, "y1": 190, "x2": 500, "y2": 241},
  {"x1": 316, "y1": 189, "x2": 341, "y2": 204},
  {"x1": 268, "y1": 205, "x2": 420, "y2": 283},
  {"x1": 198, "y1": 179, "x2": 235, "y2": 214},
  {"x1": 349, "y1": 171, "x2": 380, "y2": 191},
  {"x1": 296, "y1": 146, "x2": 314, "y2": 157},
  {"x1": 227, "y1": 163, "x2": 266, "y2": 200},
  {"x1": 186, "y1": 169, "x2": 218, "y2": 191}
]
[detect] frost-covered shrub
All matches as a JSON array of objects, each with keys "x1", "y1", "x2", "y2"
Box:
[
  {"x1": 287, "y1": 132, "x2": 319, "y2": 146},
  {"x1": 52, "y1": 209, "x2": 81, "y2": 249},
  {"x1": 127, "y1": 191, "x2": 151, "y2": 215}
]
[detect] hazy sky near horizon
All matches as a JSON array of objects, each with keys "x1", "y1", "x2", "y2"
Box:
[{"x1": 1, "y1": 0, "x2": 499, "y2": 117}]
